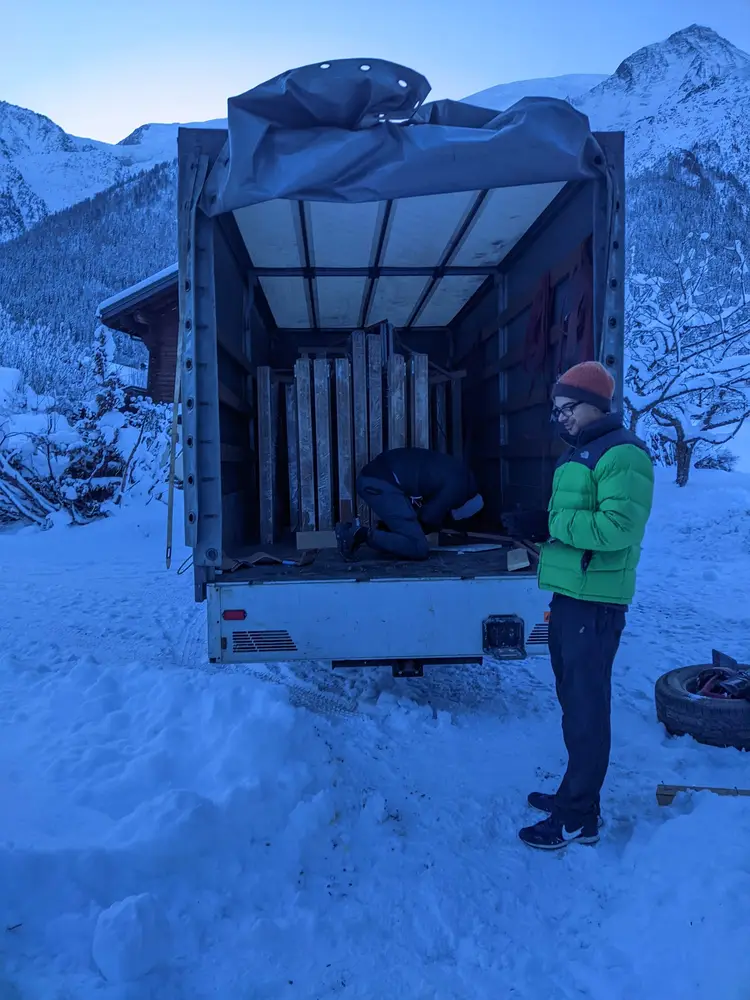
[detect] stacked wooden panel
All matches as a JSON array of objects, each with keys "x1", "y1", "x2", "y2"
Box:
[{"x1": 259, "y1": 335, "x2": 463, "y2": 544}]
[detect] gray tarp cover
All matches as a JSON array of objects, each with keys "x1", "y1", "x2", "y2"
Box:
[{"x1": 201, "y1": 58, "x2": 605, "y2": 215}]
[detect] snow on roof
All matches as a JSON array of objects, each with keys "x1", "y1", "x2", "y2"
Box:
[{"x1": 97, "y1": 263, "x2": 178, "y2": 319}]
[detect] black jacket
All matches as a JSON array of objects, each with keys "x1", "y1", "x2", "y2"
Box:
[{"x1": 360, "y1": 448, "x2": 477, "y2": 529}]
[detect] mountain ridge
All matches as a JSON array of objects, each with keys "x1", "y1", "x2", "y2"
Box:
[{"x1": 1, "y1": 22, "x2": 749, "y2": 401}]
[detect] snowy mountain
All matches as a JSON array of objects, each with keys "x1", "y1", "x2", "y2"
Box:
[
  {"x1": 574, "y1": 25, "x2": 750, "y2": 182},
  {"x1": 465, "y1": 73, "x2": 608, "y2": 111},
  {"x1": 468, "y1": 26, "x2": 750, "y2": 189},
  {"x1": 1, "y1": 22, "x2": 750, "y2": 401},
  {"x1": 0, "y1": 100, "x2": 224, "y2": 242}
]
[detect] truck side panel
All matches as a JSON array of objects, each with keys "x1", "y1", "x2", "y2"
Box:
[
  {"x1": 177, "y1": 128, "x2": 229, "y2": 597},
  {"x1": 450, "y1": 176, "x2": 616, "y2": 517}
]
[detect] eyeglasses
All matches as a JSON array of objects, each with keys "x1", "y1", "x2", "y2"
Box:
[{"x1": 551, "y1": 401, "x2": 583, "y2": 421}]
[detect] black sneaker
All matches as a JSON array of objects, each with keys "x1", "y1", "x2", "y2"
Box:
[
  {"x1": 519, "y1": 814, "x2": 600, "y2": 851},
  {"x1": 527, "y1": 791, "x2": 604, "y2": 828},
  {"x1": 335, "y1": 520, "x2": 368, "y2": 559},
  {"x1": 527, "y1": 791, "x2": 557, "y2": 814}
]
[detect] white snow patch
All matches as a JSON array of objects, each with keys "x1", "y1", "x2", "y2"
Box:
[
  {"x1": 92, "y1": 893, "x2": 171, "y2": 983},
  {"x1": 0, "y1": 473, "x2": 748, "y2": 996},
  {"x1": 465, "y1": 73, "x2": 607, "y2": 111}
]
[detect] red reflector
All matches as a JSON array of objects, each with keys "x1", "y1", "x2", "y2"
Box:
[{"x1": 222, "y1": 610, "x2": 247, "y2": 621}]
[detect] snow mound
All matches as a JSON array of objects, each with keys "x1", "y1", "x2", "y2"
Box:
[
  {"x1": 0, "y1": 471, "x2": 750, "y2": 996},
  {"x1": 92, "y1": 893, "x2": 171, "y2": 983}
]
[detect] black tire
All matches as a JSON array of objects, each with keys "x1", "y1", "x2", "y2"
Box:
[{"x1": 655, "y1": 665, "x2": 750, "y2": 751}]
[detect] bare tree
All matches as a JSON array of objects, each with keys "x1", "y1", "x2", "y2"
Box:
[
  {"x1": 0, "y1": 328, "x2": 171, "y2": 525},
  {"x1": 625, "y1": 234, "x2": 750, "y2": 485}
]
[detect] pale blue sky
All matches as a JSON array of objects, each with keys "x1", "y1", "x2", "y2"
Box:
[{"x1": 3, "y1": 0, "x2": 750, "y2": 143}]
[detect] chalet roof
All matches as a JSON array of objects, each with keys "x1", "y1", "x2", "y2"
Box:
[{"x1": 97, "y1": 263, "x2": 178, "y2": 324}]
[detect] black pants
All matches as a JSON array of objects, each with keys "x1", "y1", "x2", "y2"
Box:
[
  {"x1": 548, "y1": 593, "x2": 626, "y2": 826},
  {"x1": 356, "y1": 474, "x2": 430, "y2": 560}
]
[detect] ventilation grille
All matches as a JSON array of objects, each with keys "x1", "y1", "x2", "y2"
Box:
[
  {"x1": 527, "y1": 623, "x2": 549, "y2": 646},
  {"x1": 232, "y1": 630, "x2": 298, "y2": 654}
]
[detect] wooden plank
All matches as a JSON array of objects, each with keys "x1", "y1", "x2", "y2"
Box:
[
  {"x1": 387, "y1": 353, "x2": 407, "y2": 450},
  {"x1": 367, "y1": 333, "x2": 383, "y2": 460},
  {"x1": 218, "y1": 381, "x2": 250, "y2": 414},
  {"x1": 351, "y1": 330, "x2": 369, "y2": 525},
  {"x1": 334, "y1": 357, "x2": 354, "y2": 523},
  {"x1": 433, "y1": 382, "x2": 448, "y2": 452},
  {"x1": 294, "y1": 358, "x2": 316, "y2": 530},
  {"x1": 220, "y1": 443, "x2": 251, "y2": 464},
  {"x1": 295, "y1": 529, "x2": 338, "y2": 550},
  {"x1": 217, "y1": 332, "x2": 253, "y2": 374},
  {"x1": 409, "y1": 352, "x2": 430, "y2": 449},
  {"x1": 656, "y1": 783, "x2": 750, "y2": 807},
  {"x1": 450, "y1": 377, "x2": 463, "y2": 456},
  {"x1": 313, "y1": 358, "x2": 334, "y2": 530},
  {"x1": 256, "y1": 365, "x2": 276, "y2": 545},
  {"x1": 285, "y1": 383, "x2": 300, "y2": 531}
]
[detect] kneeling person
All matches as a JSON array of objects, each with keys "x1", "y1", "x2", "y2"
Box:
[{"x1": 336, "y1": 447, "x2": 483, "y2": 560}]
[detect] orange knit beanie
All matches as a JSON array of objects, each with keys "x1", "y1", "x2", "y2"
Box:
[{"x1": 553, "y1": 361, "x2": 616, "y2": 412}]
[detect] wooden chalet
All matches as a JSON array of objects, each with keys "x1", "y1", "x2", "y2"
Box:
[{"x1": 97, "y1": 263, "x2": 179, "y2": 403}]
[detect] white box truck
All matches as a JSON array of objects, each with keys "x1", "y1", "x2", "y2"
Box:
[{"x1": 175, "y1": 58, "x2": 625, "y2": 675}]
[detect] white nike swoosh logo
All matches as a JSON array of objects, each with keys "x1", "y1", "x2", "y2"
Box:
[{"x1": 561, "y1": 826, "x2": 583, "y2": 841}]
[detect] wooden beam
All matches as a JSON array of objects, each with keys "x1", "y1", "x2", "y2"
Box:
[
  {"x1": 285, "y1": 383, "x2": 300, "y2": 531},
  {"x1": 256, "y1": 366, "x2": 276, "y2": 545},
  {"x1": 433, "y1": 382, "x2": 448, "y2": 452},
  {"x1": 334, "y1": 358, "x2": 354, "y2": 524},
  {"x1": 387, "y1": 353, "x2": 406, "y2": 450},
  {"x1": 656, "y1": 784, "x2": 750, "y2": 807},
  {"x1": 367, "y1": 333, "x2": 383, "y2": 460},
  {"x1": 409, "y1": 352, "x2": 430, "y2": 449},
  {"x1": 294, "y1": 358, "x2": 316, "y2": 530},
  {"x1": 351, "y1": 330, "x2": 369, "y2": 525},
  {"x1": 313, "y1": 358, "x2": 333, "y2": 530}
]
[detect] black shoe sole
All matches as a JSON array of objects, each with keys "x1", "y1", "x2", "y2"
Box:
[{"x1": 520, "y1": 832, "x2": 600, "y2": 851}]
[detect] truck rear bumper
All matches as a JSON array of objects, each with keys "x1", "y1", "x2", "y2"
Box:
[{"x1": 207, "y1": 576, "x2": 550, "y2": 665}]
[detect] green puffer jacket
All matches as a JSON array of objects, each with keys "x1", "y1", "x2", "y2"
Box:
[{"x1": 538, "y1": 414, "x2": 654, "y2": 605}]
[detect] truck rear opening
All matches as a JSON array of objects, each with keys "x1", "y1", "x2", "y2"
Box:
[{"x1": 176, "y1": 59, "x2": 625, "y2": 669}]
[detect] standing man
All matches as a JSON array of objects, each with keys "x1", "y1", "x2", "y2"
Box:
[
  {"x1": 336, "y1": 447, "x2": 484, "y2": 561},
  {"x1": 503, "y1": 361, "x2": 654, "y2": 851}
]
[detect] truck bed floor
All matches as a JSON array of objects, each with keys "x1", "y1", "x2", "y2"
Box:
[{"x1": 221, "y1": 540, "x2": 536, "y2": 584}]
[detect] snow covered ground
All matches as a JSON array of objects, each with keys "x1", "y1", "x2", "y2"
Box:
[{"x1": 1, "y1": 470, "x2": 750, "y2": 999}]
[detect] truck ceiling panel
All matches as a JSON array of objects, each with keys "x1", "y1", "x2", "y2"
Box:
[
  {"x1": 366, "y1": 276, "x2": 431, "y2": 328},
  {"x1": 307, "y1": 201, "x2": 382, "y2": 267},
  {"x1": 258, "y1": 276, "x2": 310, "y2": 327},
  {"x1": 234, "y1": 201, "x2": 303, "y2": 268},
  {"x1": 316, "y1": 276, "x2": 368, "y2": 328},
  {"x1": 451, "y1": 182, "x2": 565, "y2": 267},
  {"x1": 381, "y1": 191, "x2": 476, "y2": 267},
  {"x1": 233, "y1": 181, "x2": 571, "y2": 328},
  {"x1": 417, "y1": 275, "x2": 488, "y2": 327}
]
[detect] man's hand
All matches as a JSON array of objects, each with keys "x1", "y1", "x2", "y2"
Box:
[{"x1": 502, "y1": 510, "x2": 550, "y2": 542}]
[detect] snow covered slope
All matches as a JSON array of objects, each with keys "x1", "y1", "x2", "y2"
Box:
[
  {"x1": 1, "y1": 469, "x2": 750, "y2": 997},
  {"x1": 2, "y1": 23, "x2": 747, "y2": 245},
  {"x1": 574, "y1": 25, "x2": 750, "y2": 180},
  {"x1": 463, "y1": 26, "x2": 750, "y2": 186},
  {"x1": 465, "y1": 73, "x2": 607, "y2": 111},
  {"x1": 0, "y1": 100, "x2": 224, "y2": 242}
]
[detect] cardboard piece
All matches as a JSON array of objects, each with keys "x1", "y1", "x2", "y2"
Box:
[{"x1": 295, "y1": 529, "x2": 339, "y2": 551}]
